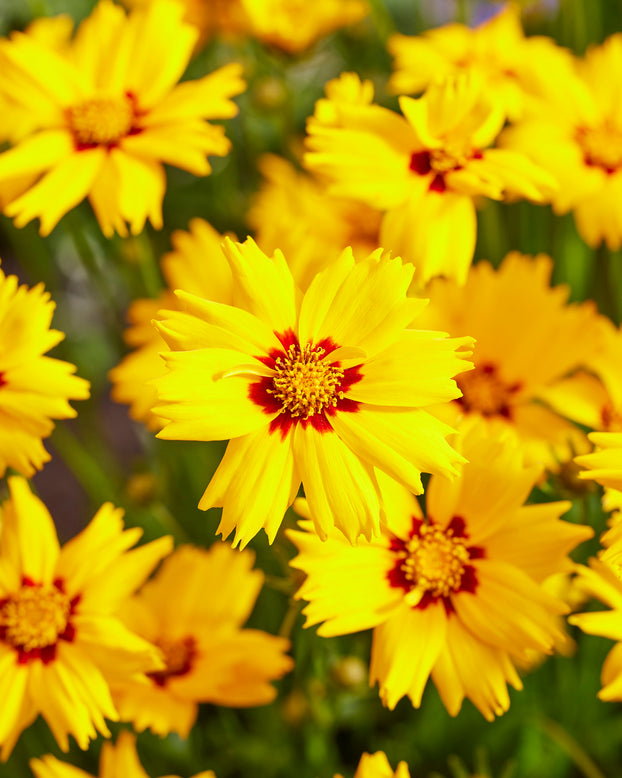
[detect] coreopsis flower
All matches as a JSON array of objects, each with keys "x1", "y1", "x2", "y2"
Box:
[
  {"x1": 0, "y1": 0, "x2": 245, "y2": 237},
  {"x1": 249, "y1": 154, "x2": 381, "y2": 290},
  {"x1": 415, "y1": 251, "x2": 601, "y2": 470},
  {"x1": 109, "y1": 218, "x2": 233, "y2": 430},
  {"x1": 0, "y1": 266, "x2": 89, "y2": 477},
  {"x1": 154, "y1": 238, "x2": 473, "y2": 546},
  {"x1": 575, "y1": 433, "x2": 622, "y2": 492},
  {"x1": 343, "y1": 752, "x2": 410, "y2": 778},
  {"x1": 288, "y1": 422, "x2": 592, "y2": 720},
  {"x1": 304, "y1": 72, "x2": 555, "y2": 286},
  {"x1": 0, "y1": 477, "x2": 173, "y2": 758},
  {"x1": 388, "y1": 3, "x2": 575, "y2": 121},
  {"x1": 112, "y1": 543, "x2": 293, "y2": 737},
  {"x1": 31, "y1": 730, "x2": 216, "y2": 778},
  {"x1": 500, "y1": 34, "x2": 622, "y2": 249},
  {"x1": 239, "y1": 0, "x2": 369, "y2": 54}
]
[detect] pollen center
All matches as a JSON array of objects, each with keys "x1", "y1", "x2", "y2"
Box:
[
  {"x1": 0, "y1": 584, "x2": 70, "y2": 652},
  {"x1": 577, "y1": 124, "x2": 622, "y2": 173},
  {"x1": 67, "y1": 96, "x2": 134, "y2": 147},
  {"x1": 430, "y1": 142, "x2": 473, "y2": 173},
  {"x1": 269, "y1": 344, "x2": 345, "y2": 420},
  {"x1": 401, "y1": 525, "x2": 470, "y2": 598},
  {"x1": 149, "y1": 636, "x2": 196, "y2": 686},
  {"x1": 457, "y1": 363, "x2": 521, "y2": 418}
]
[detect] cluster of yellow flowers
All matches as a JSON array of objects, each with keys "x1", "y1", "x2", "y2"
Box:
[{"x1": 1, "y1": 0, "x2": 622, "y2": 776}]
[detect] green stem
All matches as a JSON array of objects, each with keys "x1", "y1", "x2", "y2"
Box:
[{"x1": 539, "y1": 718, "x2": 607, "y2": 778}]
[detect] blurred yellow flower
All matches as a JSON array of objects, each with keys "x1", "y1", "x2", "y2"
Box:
[
  {"x1": 289, "y1": 422, "x2": 592, "y2": 720},
  {"x1": 0, "y1": 477, "x2": 172, "y2": 758},
  {"x1": 0, "y1": 266, "x2": 89, "y2": 477},
  {"x1": 305, "y1": 72, "x2": 555, "y2": 286},
  {"x1": 31, "y1": 730, "x2": 216, "y2": 778},
  {"x1": 112, "y1": 543, "x2": 293, "y2": 736},
  {"x1": 343, "y1": 752, "x2": 410, "y2": 778},
  {"x1": 0, "y1": 0, "x2": 245, "y2": 237},
  {"x1": 154, "y1": 238, "x2": 472, "y2": 547},
  {"x1": 575, "y1": 432, "x2": 622, "y2": 492}
]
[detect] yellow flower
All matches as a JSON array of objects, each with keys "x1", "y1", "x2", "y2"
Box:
[
  {"x1": 388, "y1": 3, "x2": 575, "y2": 121},
  {"x1": 288, "y1": 422, "x2": 592, "y2": 719},
  {"x1": 342, "y1": 752, "x2": 410, "y2": 778},
  {"x1": 112, "y1": 543, "x2": 292, "y2": 736},
  {"x1": 239, "y1": 0, "x2": 369, "y2": 54},
  {"x1": 0, "y1": 477, "x2": 172, "y2": 758},
  {"x1": 31, "y1": 730, "x2": 216, "y2": 778},
  {"x1": 416, "y1": 251, "x2": 601, "y2": 470},
  {"x1": 154, "y1": 238, "x2": 472, "y2": 547},
  {"x1": 575, "y1": 432, "x2": 622, "y2": 492},
  {"x1": 0, "y1": 0, "x2": 245, "y2": 237},
  {"x1": 109, "y1": 218, "x2": 234, "y2": 430},
  {"x1": 500, "y1": 34, "x2": 622, "y2": 249},
  {"x1": 0, "y1": 266, "x2": 89, "y2": 477},
  {"x1": 305, "y1": 72, "x2": 555, "y2": 286}
]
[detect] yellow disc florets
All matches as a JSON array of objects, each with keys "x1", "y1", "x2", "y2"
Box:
[
  {"x1": 401, "y1": 524, "x2": 470, "y2": 598},
  {"x1": 577, "y1": 123, "x2": 622, "y2": 172},
  {"x1": 149, "y1": 636, "x2": 195, "y2": 686},
  {"x1": 269, "y1": 344, "x2": 345, "y2": 420},
  {"x1": 430, "y1": 141, "x2": 475, "y2": 173},
  {"x1": 0, "y1": 584, "x2": 70, "y2": 652},
  {"x1": 67, "y1": 95, "x2": 134, "y2": 147},
  {"x1": 457, "y1": 363, "x2": 520, "y2": 418}
]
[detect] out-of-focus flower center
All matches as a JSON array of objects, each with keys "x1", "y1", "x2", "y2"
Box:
[
  {"x1": 149, "y1": 636, "x2": 196, "y2": 686},
  {"x1": 429, "y1": 142, "x2": 473, "y2": 173},
  {"x1": 0, "y1": 583, "x2": 70, "y2": 652},
  {"x1": 577, "y1": 124, "x2": 622, "y2": 173},
  {"x1": 602, "y1": 403, "x2": 622, "y2": 431},
  {"x1": 269, "y1": 344, "x2": 345, "y2": 420},
  {"x1": 456, "y1": 363, "x2": 521, "y2": 418},
  {"x1": 400, "y1": 524, "x2": 470, "y2": 599},
  {"x1": 67, "y1": 95, "x2": 134, "y2": 147}
]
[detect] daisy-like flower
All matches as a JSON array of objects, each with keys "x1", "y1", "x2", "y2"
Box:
[
  {"x1": 500, "y1": 34, "x2": 622, "y2": 249},
  {"x1": 239, "y1": 0, "x2": 369, "y2": 54},
  {"x1": 112, "y1": 543, "x2": 293, "y2": 737},
  {"x1": 388, "y1": 3, "x2": 575, "y2": 121},
  {"x1": 0, "y1": 0, "x2": 245, "y2": 237},
  {"x1": 31, "y1": 730, "x2": 216, "y2": 778},
  {"x1": 575, "y1": 433, "x2": 622, "y2": 492},
  {"x1": 288, "y1": 422, "x2": 593, "y2": 719},
  {"x1": 154, "y1": 238, "x2": 472, "y2": 547},
  {"x1": 0, "y1": 476, "x2": 173, "y2": 758},
  {"x1": 0, "y1": 266, "x2": 89, "y2": 477},
  {"x1": 109, "y1": 218, "x2": 234, "y2": 430},
  {"x1": 415, "y1": 251, "x2": 601, "y2": 470},
  {"x1": 304, "y1": 72, "x2": 555, "y2": 286}
]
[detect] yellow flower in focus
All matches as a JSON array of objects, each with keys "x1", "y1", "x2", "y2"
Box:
[
  {"x1": 112, "y1": 543, "x2": 293, "y2": 736},
  {"x1": 31, "y1": 730, "x2": 216, "y2": 778},
  {"x1": 0, "y1": 266, "x2": 89, "y2": 477},
  {"x1": 288, "y1": 422, "x2": 592, "y2": 720},
  {"x1": 109, "y1": 218, "x2": 234, "y2": 430},
  {"x1": 416, "y1": 252, "x2": 601, "y2": 470},
  {"x1": 239, "y1": 0, "x2": 369, "y2": 54},
  {"x1": 154, "y1": 238, "x2": 473, "y2": 547},
  {"x1": 388, "y1": 4, "x2": 575, "y2": 121},
  {"x1": 0, "y1": 0, "x2": 245, "y2": 237},
  {"x1": 0, "y1": 477, "x2": 172, "y2": 758},
  {"x1": 305, "y1": 72, "x2": 555, "y2": 286}
]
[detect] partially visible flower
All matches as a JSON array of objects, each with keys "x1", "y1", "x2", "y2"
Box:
[
  {"x1": 0, "y1": 0, "x2": 245, "y2": 237},
  {"x1": 31, "y1": 730, "x2": 216, "y2": 778},
  {"x1": 109, "y1": 218, "x2": 233, "y2": 430},
  {"x1": 305, "y1": 72, "x2": 555, "y2": 286},
  {"x1": 0, "y1": 477, "x2": 172, "y2": 758},
  {"x1": 388, "y1": 4, "x2": 575, "y2": 121},
  {"x1": 343, "y1": 752, "x2": 410, "y2": 778},
  {"x1": 112, "y1": 543, "x2": 293, "y2": 737},
  {"x1": 239, "y1": 0, "x2": 369, "y2": 54},
  {"x1": 0, "y1": 266, "x2": 89, "y2": 477},
  {"x1": 416, "y1": 251, "x2": 601, "y2": 470},
  {"x1": 575, "y1": 432, "x2": 622, "y2": 492},
  {"x1": 154, "y1": 238, "x2": 472, "y2": 547},
  {"x1": 289, "y1": 421, "x2": 592, "y2": 719}
]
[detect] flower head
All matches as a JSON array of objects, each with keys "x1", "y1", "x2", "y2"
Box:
[
  {"x1": 0, "y1": 0, "x2": 245, "y2": 237},
  {"x1": 288, "y1": 422, "x2": 592, "y2": 719},
  {"x1": 154, "y1": 238, "x2": 472, "y2": 547},
  {"x1": 0, "y1": 476, "x2": 172, "y2": 758}
]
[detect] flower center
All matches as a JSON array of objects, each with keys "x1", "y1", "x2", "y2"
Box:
[
  {"x1": 149, "y1": 636, "x2": 196, "y2": 687},
  {"x1": 0, "y1": 583, "x2": 70, "y2": 653},
  {"x1": 602, "y1": 403, "x2": 622, "y2": 431},
  {"x1": 268, "y1": 344, "x2": 345, "y2": 420},
  {"x1": 456, "y1": 363, "x2": 521, "y2": 418},
  {"x1": 67, "y1": 95, "x2": 134, "y2": 147},
  {"x1": 577, "y1": 124, "x2": 622, "y2": 173},
  {"x1": 429, "y1": 143, "x2": 473, "y2": 173},
  {"x1": 400, "y1": 524, "x2": 470, "y2": 599}
]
